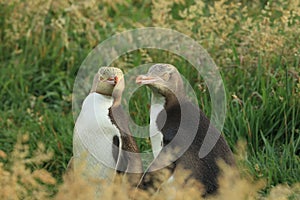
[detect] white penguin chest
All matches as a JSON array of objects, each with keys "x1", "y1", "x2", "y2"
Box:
[
  {"x1": 74, "y1": 93, "x2": 121, "y2": 168},
  {"x1": 150, "y1": 94, "x2": 165, "y2": 158}
]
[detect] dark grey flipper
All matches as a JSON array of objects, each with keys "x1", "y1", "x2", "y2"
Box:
[{"x1": 109, "y1": 105, "x2": 143, "y2": 186}]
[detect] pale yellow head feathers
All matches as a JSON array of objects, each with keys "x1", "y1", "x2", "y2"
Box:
[{"x1": 91, "y1": 67, "x2": 124, "y2": 96}]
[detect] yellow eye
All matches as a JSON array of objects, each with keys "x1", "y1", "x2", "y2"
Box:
[{"x1": 162, "y1": 73, "x2": 170, "y2": 81}]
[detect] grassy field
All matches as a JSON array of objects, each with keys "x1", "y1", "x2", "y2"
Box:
[{"x1": 0, "y1": 0, "x2": 299, "y2": 199}]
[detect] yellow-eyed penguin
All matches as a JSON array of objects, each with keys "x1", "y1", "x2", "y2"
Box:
[
  {"x1": 72, "y1": 67, "x2": 142, "y2": 185},
  {"x1": 136, "y1": 64, "x2": 235, "y2": 195}
]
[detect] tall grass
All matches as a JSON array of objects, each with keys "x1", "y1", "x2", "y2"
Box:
[{"x1": 0, "y1": 0, "x2": 299, "y2": 198}]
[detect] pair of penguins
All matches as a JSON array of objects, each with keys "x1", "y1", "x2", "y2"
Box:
[{"x1": 72, "y1": 64, "x2": 235, "y2": 197}]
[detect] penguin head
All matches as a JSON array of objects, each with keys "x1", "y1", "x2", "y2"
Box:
[
  {"x1": 91, "y1": 67, "x2": 124, "y2": 97},
  {"x1": 136, "y1": 64, "x2": 184, "y2": 98}
]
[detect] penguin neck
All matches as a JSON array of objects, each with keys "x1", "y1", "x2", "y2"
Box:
[
  {"x1": 163, "y1": 92, "x2": 184, "y2": 111},
  {"x1": 150, "y1": 92, "x2": 165, "y2": 158},
  {"x1": 92, "y1": 91, "x2": 121, "y2": 107},
  {"x1": 150, "y1": 92, "x2": 166, "y2": 130},
  {"x1": 151, "y1": 92, "x2": 166, "y2": 107},
  {"x1": 112, "y1": 95, "x2": 122, "y2": 107}
]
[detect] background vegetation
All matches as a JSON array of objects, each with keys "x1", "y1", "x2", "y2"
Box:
[{"x1": 0, "y1": 0, "x2": 299, "y2": 199}]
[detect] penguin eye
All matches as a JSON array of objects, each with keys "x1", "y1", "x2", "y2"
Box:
[
  {"x1": 99, "y1": 76, "x2": 104, "y2": 81},
  {"x1": 162, "y1": 73, "x2": 170, "y2": 81}
]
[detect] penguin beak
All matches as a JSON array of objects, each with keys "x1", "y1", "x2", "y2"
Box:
[
  {"x1": 136, "y1": 75, "x2": 159, "y2": 85},
  {"x1": 104, "y1": 76, "x2": 118, "y2": 85}
]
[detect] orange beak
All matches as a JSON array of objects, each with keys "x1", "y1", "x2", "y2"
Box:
[
  {"x1": 104, "y1": 76, "x2": 118, "y2": 85},
  {"x1": 136, "y1": 75, "x2": 159, "y2": 85}
]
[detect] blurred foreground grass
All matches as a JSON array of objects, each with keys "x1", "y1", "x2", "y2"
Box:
[{"x1": 0, "y1": 0, "x2": 299, "y2": 199}]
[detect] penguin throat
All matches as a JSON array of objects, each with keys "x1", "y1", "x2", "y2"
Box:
[
  {"x1": 94, "y1": 89, "x2": 112, "y2": 97},
  {"x1": 150, "y1": 92, "x2": 166, "y2": 126},
  {"x1": 150, "y1": 92, "x2": 166, "y2": 158},
  {"x1": 163, "y1": 93, "x2": 182, "y2": 110},
  {"x1": 153, "y1": 87, "x2": 184, "y2": 110},
  {"x1": 95, "y1": 90, "x2": 113, "y2": 97},
  {"x1": 92, "y1": 91, "x2": 122, "y2": 107}
]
